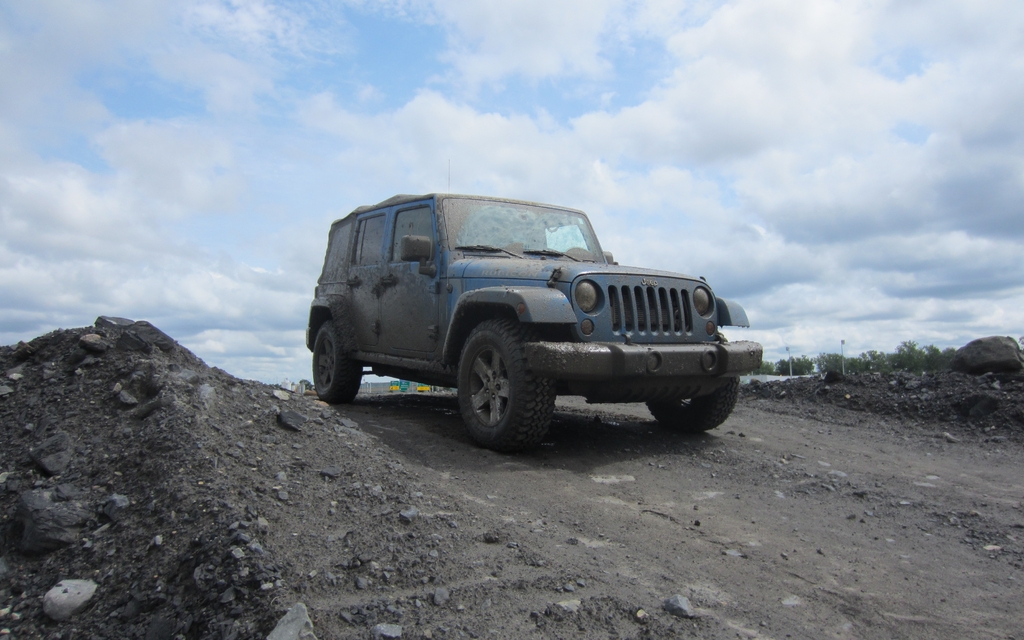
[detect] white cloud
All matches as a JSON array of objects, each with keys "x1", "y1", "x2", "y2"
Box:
[{"x1": 96, "y1": 120, "x2": 243, "y2": 213}]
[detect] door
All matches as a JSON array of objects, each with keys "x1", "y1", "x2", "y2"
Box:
[
  {"x1": 380, "y1": 205, "x2": 441, "y2": 354},
  {"x1": 348, "y1": 213, "x2": 386, "y2": 348}
]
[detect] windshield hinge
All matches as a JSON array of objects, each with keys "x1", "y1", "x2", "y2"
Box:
[{"x1": 547, "y1": 267, "x2": 564, "y2": 288}]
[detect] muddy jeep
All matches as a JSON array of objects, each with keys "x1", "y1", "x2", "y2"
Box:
[{"x1": 308, "y1": 194, "x2": 762, "y2": 451}]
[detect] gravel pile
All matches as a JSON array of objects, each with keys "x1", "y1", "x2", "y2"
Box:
[
  {"x1": 1, "y1": 318, "x2": 300, "y2": 638},
  {"x1": 742, "y1": 369, "x2": 1024, "y2": 441}
]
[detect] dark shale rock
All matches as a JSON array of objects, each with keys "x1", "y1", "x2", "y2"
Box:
[
  {"x1": 16, "y1": 489, "x2": 92, "y2": 553},
  {"x1": 30, "y1": 431, "x2": 73, "y2": 476},
  {"x1": 278, "y1": 410, "x2": 307, "y2": 432},
  {"x1": 95, "y1": 315, "x2": 135, "y2": 330},
  {"x1": 103, "y1": 493, "x2": 130, "y2": 520}
]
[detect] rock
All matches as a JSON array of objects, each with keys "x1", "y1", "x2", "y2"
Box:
[
  {"x1": 959, "y1": 394, "x2": 1000, "y2": 419},
  {"x1": 554, "y1": 600, "x2": 580, "y2": 613},
  {"x1": 278, "y1": 410, "x2": 307, "y2": 431},
  {"x1": 943, "y1": 432, "x2": 960, "y2": 443},
  {"x1": 13, "y1": 340, "x2": 36, "y2": 360},
  {"x1": 145, "y1": 615, "x2": 175, "y2": 640},
  {"x1": 103, "y1": 494, "x2": 130, "y2": 520},
  {"x1": 116, "y1": 321, "x2": 176, "y2": 353},
  {"x1": 133, "y1": 396, "x2": 171, "y2": 419},
  {"x1": 663, "y1": 594, "x2": 695, "y2": 618},
  {"x1": 0, "y1": 385, "x2": 13, "y2": 397},
  {"x1": 432, "y1": 587, "x2": 450, "y2": 606},
  {"x1": 319, "y1": 466, "x2": 343, "y2": 479},
  {"x1": 118, "y1": 390, "x2": 139, "y2": 406},
  {"x1": 30, "y1": 432, "x2": 73, "y2": 476},
  {"x1": 129, "y1": 321, "x2": 177, "y2": 352},
  {"x1": 273, "y1": 389, "x2": 292, "y2": 401},
  {"x1": 95, "y1": 315, "x2": 135, "y2": 330},
  {"x1": 78, "y1": 334, "x2": 108, "y2": 353},
  {"x1": 355, "y1": 576, "x2": 369, "y2": 590},
  {"x1": 951, "y1": 336, "x2": 1024, "y2": 375},
  {"x1": 117, "y1": 330, "x2": 152, "y2": 352},
  {"x1": 822, "y1": 370, "x2": 844, "y2": 383},
  {"x1": 399, "y1": 507, "x2": 419, "y2": 523},
  {"x1": 43, "y1": 579, "x2": 97, "y2": 621},
  {"x1": 198, "y1": 384, "x2": 217, "y2": 405},
  {"x1": 17, "y1": 490, "x2": 92, "y2": 553},
  {"x1": 372, "y1": 624, "x2": 403, "y2": 639},
  {"x1": 266, "y1": 602, "x2": 318, "y2": 640}
]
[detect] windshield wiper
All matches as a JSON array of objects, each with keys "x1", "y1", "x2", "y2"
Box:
[
  {"x1": 522, "y1": 248, "x2": 581, "y2": 262},
  {"x1": 454, "y1": 245, "x2": 523, "y2": 258}
]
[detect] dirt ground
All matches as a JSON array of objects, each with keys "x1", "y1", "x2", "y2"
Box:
[{"x1": 1, "y1": 323, "x2": 1022, "y2": 639}]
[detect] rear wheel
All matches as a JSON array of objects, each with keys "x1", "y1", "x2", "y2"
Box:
[
  {"x1": 647, "y1": 377, "x2": 740, "y2": 433},
  {"x1": 457, "y1": 319, "x2": 555, "y2": 452},
  {"x1": 313, "y1": 320, "x2": 362, "y2": 404}
]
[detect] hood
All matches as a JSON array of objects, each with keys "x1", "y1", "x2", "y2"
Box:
[{"x1": 450, "y1": 258, "x2": 704, "y2": 285}]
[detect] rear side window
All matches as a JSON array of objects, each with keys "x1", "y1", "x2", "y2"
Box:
[
  {"x1": 391, "y1": 206, "x2": 433, "y2": 261},
  {"x1": 319, "y1": 220, "x2": 352, "y2": 283},
  {"x1": 353, "y1": 215, "x2": 386, "y2": 266}
]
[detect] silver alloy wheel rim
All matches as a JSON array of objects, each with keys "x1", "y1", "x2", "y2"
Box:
[
  {"x1": 469, "y1": 347, "x2": 509, "y2": 426},
  {"x1": 317, "y1": 336, "x2": 334, "y2": 387}
]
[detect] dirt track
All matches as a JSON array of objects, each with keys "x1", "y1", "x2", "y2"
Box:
[{"x1": 304, "y1": 392, "x2": 1023, "y2": 639}]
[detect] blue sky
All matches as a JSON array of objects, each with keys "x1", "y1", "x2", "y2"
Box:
[{"x1": 2, "y1": 0, "x2": 1023, "y2": 382}]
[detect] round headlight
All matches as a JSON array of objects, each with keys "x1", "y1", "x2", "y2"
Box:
[
  {"x1": 575, "y1": 280, "x2": 599, "y2": 313},
  {"x1": 692, "y1": 287, "x2": 712, "y2": 316}
]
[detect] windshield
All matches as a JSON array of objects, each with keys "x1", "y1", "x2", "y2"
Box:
[{"x1": 444, "y1": 198, "x2": 602, "y2": 261}]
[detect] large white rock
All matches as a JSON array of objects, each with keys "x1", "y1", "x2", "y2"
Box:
[
  {"x1": 267, "y1": 602, "x2": 318, "y2": 640},
  {"x1": 43, "y1": 579, "x2": 97, "y2": 621}
]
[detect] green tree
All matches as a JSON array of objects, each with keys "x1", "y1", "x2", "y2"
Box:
[
  {"x1": 857, "y1": 350, "x2": 892, "y2": 373},
  {"x1": 921, "y1": 345, "x2": 956, "y2": 372},
  {"x1": 773, "y1": 356, "x2": 813, "y2": 375},
  {"x1": 814, "y1": 352, "x2": 845, "y2": 374},
  {"x1": 889, "y1": 341, "x2": 925, "y2": 374},
  {"x1": 754, "y1": 361, "x2": 776, "y2": 375}
]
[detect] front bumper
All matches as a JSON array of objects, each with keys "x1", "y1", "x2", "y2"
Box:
[{"x1": 525, "y1": 340, "x2": 763, "y2": 381}]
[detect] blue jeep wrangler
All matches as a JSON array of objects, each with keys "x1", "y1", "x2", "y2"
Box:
[{"x1": 308, "y1": 194, "x2": 762, "y2": 451}]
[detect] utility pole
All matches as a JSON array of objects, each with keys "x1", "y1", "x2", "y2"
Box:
[
  {"x1": 786, "y1": 346, "x2": 793, "y2": 377},
  {"x1": 840, "y1": 339, "x2": 846, "y2": 375}
]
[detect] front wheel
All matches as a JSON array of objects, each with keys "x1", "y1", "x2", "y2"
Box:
[
  {"x1": 457, "y1": 319, "x2": 555, "y2": 452},
  {"x1": 312, "y1": 320, "x2": 362, "y2": 404},
  {"x1": 647, "y1": 377, "x2": 740, "y2": 433}
]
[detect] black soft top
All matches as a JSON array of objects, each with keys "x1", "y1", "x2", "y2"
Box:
[{"x1": 333, "y1": 194, "x2": 587, "y2": 229}]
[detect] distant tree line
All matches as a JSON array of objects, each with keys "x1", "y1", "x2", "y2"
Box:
[{"x1": 754, "y1": 341, "x2": 961, "y2": 376}]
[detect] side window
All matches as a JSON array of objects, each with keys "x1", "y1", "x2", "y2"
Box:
[
  {"x1": 391, "y1": 206, "x2": 434, "y2": 261},
  {"x1": 353, "y1": 215, "x2": 386, "y2": 266},
  {"x1": 319, "y1": 220, "x2": 352, "y2": 283}
]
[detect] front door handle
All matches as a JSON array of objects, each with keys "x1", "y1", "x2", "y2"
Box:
[
  {"x1": 346, "y1": 275, "x2": 362, "y2": 288},
  {"x1": 379, "y1": 274, "x2": 398, "y2": 288}
]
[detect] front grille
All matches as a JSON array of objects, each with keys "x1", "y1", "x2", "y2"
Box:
[{"x1": 608, "y1": 285, "x2": 691, "y2": 335}]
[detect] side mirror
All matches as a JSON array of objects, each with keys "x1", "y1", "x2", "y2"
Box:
[
  {"x1": 603, "y1": 251, "x2": 617, "y2": 265},
  {"x1": 400, "y1": 235, "x2": 436, "y2": 276}
]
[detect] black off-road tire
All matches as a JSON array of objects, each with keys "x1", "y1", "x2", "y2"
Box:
[
  {"x1": 457, "y1": 319, "x2": 555, "y2": 452},
  {"x1": 312, "y1": 320, "x2": 362, "y2": 404},
  {"x1": 647, "y1": 377, "x2": 740, "y2": 433}
]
